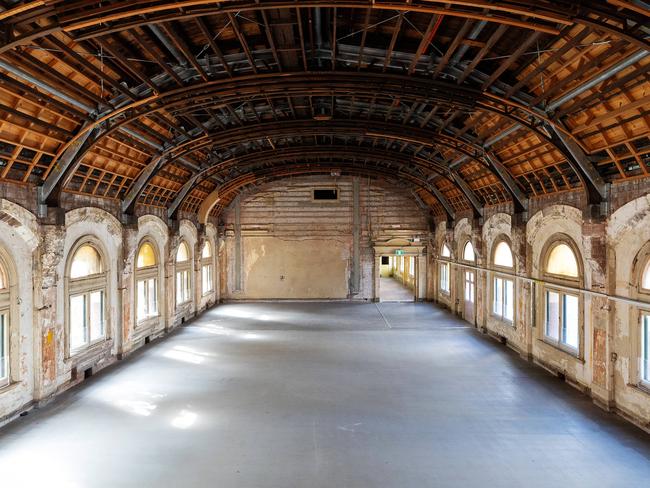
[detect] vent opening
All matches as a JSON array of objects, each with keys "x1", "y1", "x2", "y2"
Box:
[{"x1": 313, "y1": 188, "x2": 338, "y2": 200}]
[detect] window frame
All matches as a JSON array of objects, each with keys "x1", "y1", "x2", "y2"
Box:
[
  {"x1": 462, "y1": 240, "x2": 476, "y2": 263},
  {"x1": 175, "y1": 240, "x2": 192, "y2": 306},
  {"x1": 641, "y1": 311, "x2": 650, "y2": 389},
  {"x1": 490, "y1": 237, "x2": 515, "y2": 325},
  {"x1": 66, "y1": 239, "x2": 108, "y2": 356},
  {"x1": 540, "y1": 236, "x2": 583, "y2": 357},
  {"x1": 439, "y1": 243, "x2": 451, "y2": 295},
  {"x1": 632, "y1": 246, "x2": 650, "y2": 389},
  {"x1": 135, "y1": 239, "x2": 160, "y2": 325},
  {"x1": 464, "y1": 271, "x2": 475, "y2": 303},
  {"x1": 201, "y1": 240, "x2": 214, "y2": 296},
  {"x1": 0, "y1": 258, "x2": 10, "y2": 389},
  {"x1": 440, "y1": 262, "x2": 450, "y2": 294}
]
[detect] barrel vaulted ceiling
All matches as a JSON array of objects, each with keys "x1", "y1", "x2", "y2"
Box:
[{"x1": 0, "y1": 1, "x2": 647, "y2": 220}]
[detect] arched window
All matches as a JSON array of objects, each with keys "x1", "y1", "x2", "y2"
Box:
[
  {"x1": 642, "y1": 260, "x2": 650, "y2": 291},
  {"x1": 441, "y1": 244, "x2": 451, "y2": 258},
  {"x1": 68, "y1": 242, "x2": 106, "y2": 353},
  {"x1": 440, "y1": 243, "x2": 451, "y2": 294},
  {"x1": 492, "y1": 240, "x2": 514, "y2": 323},
  {"x1": 175, "y1": 241, "x2": 192, "y2": 305},
  {"x1": 135, "y1": 241, "x2": 159, "y2": 323},
  {"x1": 543, "y1": 240, "x2": 581, "y2": 353},
  {"x1": 462, "y1": 241, "x2": 475, "y2": 262},
  {"x1": 494, "y1": 241, "x2": 513, "y2": 268},
  {"x1": 201, "y1": 241, "x2": 214, "y2": 295},
  {"x1": 638, "y1": 255, "x2": 650, "y2": 385},
  {"x1": 0, "y1": 257, "x2": 10, "y2": 388}
]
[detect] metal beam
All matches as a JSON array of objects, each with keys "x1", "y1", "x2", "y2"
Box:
[
  {"x1": 121, "y1": 155, "x2": 165, "y2": 215},
  {"x1": 547, "y1": 125, "x2": 608, "y2": 205},
  {"x1": 426, "y1": 183, "x2": 456, "y2": 222},
  {"x1": 37, "y1": 124, "x2": 99, "y2": 214},
  {"x1": 546, "y1": 50, "x2": 648, "y2": 112},
  {"x1": 450, "y1": 170, "x2": 483, "y2": 219},
  {"x1": 484, "y1": 152, "x2": 528, "y2": 214}
]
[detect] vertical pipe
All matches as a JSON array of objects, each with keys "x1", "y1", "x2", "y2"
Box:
[
  {"x1": 352, "y1": 177, "x2": 361, "y2": 295},
  {"x1": 234, "y1": 195, "x2": 242, "y2": 291}
]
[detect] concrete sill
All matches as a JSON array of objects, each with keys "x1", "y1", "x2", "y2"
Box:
[
  {"x1": 627, "y1": 383, "x2": 650, "y2": 398},
  {"x1": 537, "y1": 338, "x2": 584, "y2": 363},
  {"x1": 489, "y1": 315, "x2": 515, "y2": 328},
  {"x1": 0, "y1": 380, "x2": 21, "y2": 396}
]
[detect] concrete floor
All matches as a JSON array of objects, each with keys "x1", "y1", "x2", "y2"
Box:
[
  {"x1": 1, "y1": 303, "x2": 649, "y2": 488},
  {"x1": 379, "y1": 276, "x2": 414, "y2": 301}
]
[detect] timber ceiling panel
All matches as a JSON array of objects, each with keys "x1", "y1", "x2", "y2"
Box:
[{"x1": 0, "y1": 1, "x2": 646, "y2": 220}]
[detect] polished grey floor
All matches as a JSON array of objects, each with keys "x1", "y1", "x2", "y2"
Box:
[
  {"x1": 379, "y1": 276, "x2": 414, "y2": 302},
  {"x1": 1, "y1": 302, "x2": 649, "y2": 487}
]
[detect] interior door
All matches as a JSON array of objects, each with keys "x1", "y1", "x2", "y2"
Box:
[{"x1": 464, "y1": 270, "x2": 476, "y2": 324}]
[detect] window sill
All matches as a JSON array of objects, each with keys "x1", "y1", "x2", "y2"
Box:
[
  {"x1": 538, "y1": 338, "x2": 583, "y2": 362},
  {"x1": 136, "y1": 315, "x2": 160, "y2": 327},
  {"x1": 201, "y1": 290, "x2": 214, "y2": 297},
  {"x1": 69, "y1": 338, "x2": 113, "y2": 363},
  {"x1": 0, "y1": 380, "x2": 20, "y2": 395},
  {"x1": 629, "y1": 382, "x2": 650, "y2": 397},
  {"x1": 490, "y1": 314, "x2": 514, "y2": 327}
]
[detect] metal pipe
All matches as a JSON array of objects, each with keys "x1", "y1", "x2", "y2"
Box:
[
  {"x1": 547, "y1": 50, "x2": 648, "y2": 112},
  {"x1": 314, "y1": 7, "x2": 323, "y2": 67},
  {"x1": 438, "y1": 258, "x2": 650, "y2": 310},
  {"x1": 0, "y1": 59, "x2": 95, "y2": 113},
  {"x1": 149, "y1": 24, "x2": 188, "y2": 67},
  {"x1": 450, "y1": 20, "x2": 486, "y2": 67},
  {"x1": 449, "y1": 124, "x2": 519, "y2": 169}
]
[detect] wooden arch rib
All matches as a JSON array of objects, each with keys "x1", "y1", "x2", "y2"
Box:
[
  {"x1": 3, "y1": 1, "x2": 648, "y2": 52},
  {"x1": 121, "y1": 120, "x2": 504, "y2": 215},
  {"x1": 168, "y1": 145, "x2": 460, "y2": 217},
  {"x1": 196, "y1": 160, "x2": 454, "y2": 224},
  {"x1": 51, "y1": 72, "x2": 572, "y2": 176}
]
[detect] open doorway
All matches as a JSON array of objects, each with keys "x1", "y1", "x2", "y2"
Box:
[{"x1": 378, "y1": 255, "x2": 415, "y2": 302}]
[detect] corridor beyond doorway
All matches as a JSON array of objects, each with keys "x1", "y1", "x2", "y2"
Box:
[
  {"x1": 379, "y1": 276, "x2": 414, "y2": 302},
  {"x1": 0, "y1": 302, "x2": 649, "y2": 487}
]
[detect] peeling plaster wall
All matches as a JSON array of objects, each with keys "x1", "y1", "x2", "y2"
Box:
[
  {"x1": 221, "y1": 176, "x2": 430, "y2": 300},
  {"x1": 432, "y1": 196, "x2": 650, "y2": 432},
  {"x1": 1, "y1": 184, "x2": 650, "y2": 433},
  {"x1": 608, "y1": 194, "x2": 650, "y2": 427},
  {"x1": 0, "y1": 200, "x2": 38, "y2": 424},
  {"x1": 0, "y1": 203, "x2": 220, "y2": 425}
]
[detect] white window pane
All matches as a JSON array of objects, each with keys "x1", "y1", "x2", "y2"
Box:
[
  {"x1": 70, "y1": 294, "x2": 86, "y2": 350},
  {"x1": 176, "y1": 242, "x2": 190, "y2": 262},
  {"x1": 546, "y1": 291, "x2": 560, "y2": 341},
  {"x1": 409, "y1": 258, "x2": 415, "y2": 276},
  {"x1": 642, "y1": 315, "x2": 649, "y2": 382},
  {"x1": 0, "y1": 313, "x2": 7, "y2": 382},
  {"x1": 89, "y1": 291, "x2": 104, "y2": 342},
  {"x1": 70, "y1": 245, "x2": 102, "y2": 278},
  {"x1": 504, "y1": 280, "x2": 514, "y2": 321},
  {"x1": 202, "y1": 241, "x2": 212, "y2": 259},
  {"x1": 643, "y1": 262, "x2": 650, "y2": 290},
  {"x1": 463, "y1": 242, "x2": 475, "y2": 262},
  {"x1": 493, "y1": 278, "x2": 503, "y2": 316},
  {"x1": 137, "y1": 243, "x2": 157, "y2": 268},
  {"x1": 562, "y1": 294, "x2": 579, "y2": 349},
  {"x1": 148, "y1": 279, "x2": 158, "y2": 316},
  {"x1": 547, "y1": 243, "x2": 579, "y2": 278},
  {"x1": 137, "y1": 280, "x2": 146, "y2": 321},
  {"x1": 185, "y1": 271, "x2": 191, "y2": 301},
  {"x1": 494, "y1": 242, "x2": 513, "y2": 268},
  {"x1": 176, "y1": 272, "x2": 182, "y2": 303},
  {"x1": 441, "y1": 244, "x2": 451, "y2": 258}
]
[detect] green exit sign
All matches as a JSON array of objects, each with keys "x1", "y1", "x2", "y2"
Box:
[{"x1": 395, "y1": 250, "x2": 405, "y2": 255}]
